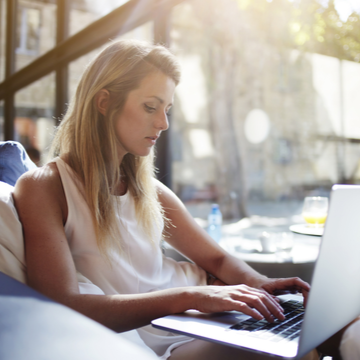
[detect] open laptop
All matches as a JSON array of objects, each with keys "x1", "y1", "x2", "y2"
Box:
[{"x1": 152, "y1": 185, "x2": 360, "y2": 359}]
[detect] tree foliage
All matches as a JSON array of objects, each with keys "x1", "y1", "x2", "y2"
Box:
[{"x1": 235, "y1": 0, "x2": 360, "y2": 62}]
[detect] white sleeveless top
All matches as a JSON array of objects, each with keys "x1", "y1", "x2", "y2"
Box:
[{"x1": 55, "y1": 158, "x2": 207, "y2": 358}]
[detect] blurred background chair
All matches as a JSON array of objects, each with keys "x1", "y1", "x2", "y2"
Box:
[{"x1": 0, "y1": 141, "x2": 37, "y2": 186}]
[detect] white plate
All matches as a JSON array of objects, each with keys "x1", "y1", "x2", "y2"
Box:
[{"x1": 289, "y1": 224, "x2": 323, "y2": 237}]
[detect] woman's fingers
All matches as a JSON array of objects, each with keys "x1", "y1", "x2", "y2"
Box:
[
  {"x1": 194, "y1": 284, "x2": 288, "y2": 322},
  {"x1": 259, "y1": 292, "x2": 285, "y2": 321},
  {"x1": 214, "y1": 285, "x2": 285, "y2": 322},
  {"x1": 264, "y1": 277, "x2": 310, "y2": 294},
  {"x1": 260, "y1": 277, "x2": 310, "y2": 305},
  {"x1": 244, "y1": 295, "x2": 276, "y2": 322},
  {"x1": 233, "y1": 301, "x2": 264, "y2": 321},
  {"x1": 235, "y1": 287, "x2": 285, "y2": 322},
  {"x1": 260, "y1": 277, "x2": 310, "y2": 308},
  {"x1": 202, "y1": 277, "x2": 310, "y2": 320}
]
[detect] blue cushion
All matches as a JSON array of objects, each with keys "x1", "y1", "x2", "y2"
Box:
[{"x1": 0, "y1": 141, "x2": 37, "y2": 186}]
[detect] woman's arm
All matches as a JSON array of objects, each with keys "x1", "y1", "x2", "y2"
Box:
[
  {"x1": 12, "y1": 164, "x2": 286, "y2": 331},
  {"x1": 156, "y1": 180, "x2": 310, "y2": 300},
  {"x1": 12, "y1": 165, "x2": 190, "y2": 331}
]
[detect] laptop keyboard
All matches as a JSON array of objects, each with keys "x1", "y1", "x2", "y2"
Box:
[{"x1": 230, "y1": 300, "x2": 304, "y2": 343}]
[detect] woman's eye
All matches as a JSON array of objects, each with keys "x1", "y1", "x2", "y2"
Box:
[{"x1": 144, "y1": 104, "x2": 156, "y2": 113}]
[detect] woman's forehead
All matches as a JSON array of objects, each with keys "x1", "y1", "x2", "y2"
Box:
[{"x1": 128, "y1": 72, "x2": 176, "y2": 102}]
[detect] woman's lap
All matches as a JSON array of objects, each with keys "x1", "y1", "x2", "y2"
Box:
[
  {"x1": 340, "y1": 319, "x2": 360, "y2": 359},
  {"x1": 169, "y1": 339, "x2": 319, "y2": 360}
]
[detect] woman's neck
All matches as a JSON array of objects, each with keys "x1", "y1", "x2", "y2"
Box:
[{"x1": 112, "y1": 177, "x2": 128, "y2": 196}]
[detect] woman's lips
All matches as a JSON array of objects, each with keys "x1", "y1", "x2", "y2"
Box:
[{"x1": 146, "y1": 135, "x2": 159, "y2": 145}]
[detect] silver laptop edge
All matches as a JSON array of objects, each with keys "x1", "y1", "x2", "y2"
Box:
[{"x1": 297, "y1": 184, "x2": 360, "y2": 358}]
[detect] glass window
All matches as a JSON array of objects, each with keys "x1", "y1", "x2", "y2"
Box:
[
  {"x1": 14, "y1": 72, "x2": 55, "y2": 165},
  {"x1": 0, "y1": 0, "x2": 6, "y2": 82},
  {"x1": 16, "y1": 7, "x2": 41, "y2": 55},
  {"x1": 70, "y1": 0, "x2": 130, "y2": 37},
  {"x1": 169, "y1": 1, "x2": 360, "y2": 229},
  {"x1": 16, "y1": 0, "x2": 56, "y2": 71}
]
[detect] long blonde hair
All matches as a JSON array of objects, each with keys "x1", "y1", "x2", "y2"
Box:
[{"x1": 51, "y1": 39, "x2": 181, "y2": 255}]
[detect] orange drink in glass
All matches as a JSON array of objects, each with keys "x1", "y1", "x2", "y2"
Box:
[{"x1": 302, "y1": 197, "x2": 328, "y2": 227}]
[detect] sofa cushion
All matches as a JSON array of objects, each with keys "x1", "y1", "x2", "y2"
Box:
[
  {"x1": 0, "y1": 181, "x2": 26, "y2": 283},
  {"x1": 0, "y1": 141, "x2": 37, "y2": 186}
]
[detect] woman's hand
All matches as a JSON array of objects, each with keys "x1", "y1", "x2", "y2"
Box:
[
  {"x1": 248, "y1": 277, "x2": 311, "y2": 306},
  {"x1": 190, "y1": 284, "x2": 285, "y2": 322}
]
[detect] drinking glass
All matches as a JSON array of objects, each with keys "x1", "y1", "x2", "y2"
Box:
[{"x1": 302, "y1": 197, "x2": 328, "y2": 227}]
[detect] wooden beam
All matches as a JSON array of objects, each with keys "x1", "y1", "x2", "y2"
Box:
[
  {"x1": 55, "y1": 0, "x2": 70, "y2": 121},
  {"x1": 5, "y1": 0, "x2": 16, "y2": 78},
  {"x1": 154, "y1": 6, "x2": 171, "y2": 47},
  {"x1": 4, "y1": 0, "x2": 17, "y2": 140}
]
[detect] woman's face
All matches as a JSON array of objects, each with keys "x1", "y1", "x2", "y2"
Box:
[{"x1": 115, "y1": 71, "x2": 176, "y2": 159}]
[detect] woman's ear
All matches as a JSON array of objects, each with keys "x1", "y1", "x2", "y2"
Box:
[{"x1": 96, "y1": 89, "x2": 110, "y2": 116}]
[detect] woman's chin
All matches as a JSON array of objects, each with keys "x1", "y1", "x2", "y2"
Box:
[{"x1": 129, "y1": 149, "x2": 152, "y2": 157}]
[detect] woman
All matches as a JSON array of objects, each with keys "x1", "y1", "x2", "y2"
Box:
[{"x1": 13, "y1": 40, "x2": 312, "y2": 359}]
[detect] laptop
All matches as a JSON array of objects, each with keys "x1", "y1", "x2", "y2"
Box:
[{"x1": 152, "y1": 185, "x2": 360, "y2": 359}]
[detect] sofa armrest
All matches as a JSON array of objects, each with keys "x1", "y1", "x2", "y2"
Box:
[{"x1": 0, "y1": 271, "x2": 157, "y2": 360}]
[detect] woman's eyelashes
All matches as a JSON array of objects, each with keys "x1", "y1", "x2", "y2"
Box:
[
  {"x1": 144, "y1": 104, "x2": 156, "y2": 113},
  {"x1": 144, "y1": 103, "x2": 172, "y2": 115}
]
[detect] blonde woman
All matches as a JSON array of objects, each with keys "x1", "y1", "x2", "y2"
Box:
[{"x1": 13, "y1": 40, "x2": 313, "y2": 360}]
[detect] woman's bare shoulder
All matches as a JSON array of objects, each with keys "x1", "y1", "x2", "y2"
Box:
[
  {"x1": 15, "y1": 161, "x2": 62, "y2": 194},
  {"x1": 13, "y1": 161, "x2": 67, "y2": 222}
]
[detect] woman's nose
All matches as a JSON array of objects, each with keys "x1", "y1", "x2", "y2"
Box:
[{"x1": 155, "y1": 111, "x2": 169, "y2": 131}]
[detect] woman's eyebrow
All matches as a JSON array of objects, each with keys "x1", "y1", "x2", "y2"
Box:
[
  {"x1": 146, "y1": 96, "x2": 172, "y2": 106},
  {"x1": 145, "y1": 96, "x2": 164, "y2": 103}
]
